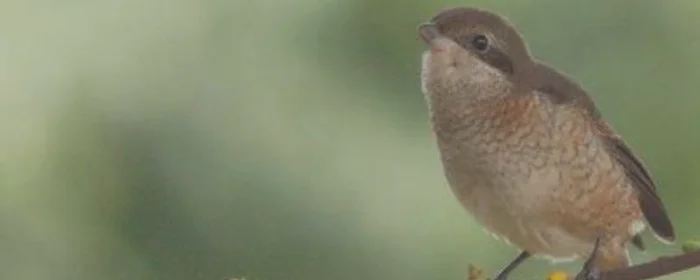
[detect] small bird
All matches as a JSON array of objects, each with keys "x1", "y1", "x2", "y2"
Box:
[{"x1": 418, "y1": 6, "x2": 675, "y2": 280}]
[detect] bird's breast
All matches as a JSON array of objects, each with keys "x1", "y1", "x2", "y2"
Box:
[
  {"x1": 433, "y1": 96, "x2": 554, "y2": 178},
  {"x1": 434, "y1": 100, "x2": 561, "y2": 215}
]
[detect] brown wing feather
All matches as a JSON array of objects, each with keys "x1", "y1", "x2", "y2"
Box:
[
  {"x1": 533, "y1": 62, "x2": 676, "y2": 243},
  {"x1": 595, "y1": 121, "x2": 675, "y2": 243}
]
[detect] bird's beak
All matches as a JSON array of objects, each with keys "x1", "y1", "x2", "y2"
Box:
[{"x1": 418, "y1": 22, "x2": 440, "y2": 44}]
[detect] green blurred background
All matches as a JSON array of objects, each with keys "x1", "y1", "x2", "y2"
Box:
[{"x1": 1, "y1": 0, "x2": 699, "y2": 279}]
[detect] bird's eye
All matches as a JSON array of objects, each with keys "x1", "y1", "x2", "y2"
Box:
[{"x1": 471, "y1": 35, "x2": 489, "y2": 51}]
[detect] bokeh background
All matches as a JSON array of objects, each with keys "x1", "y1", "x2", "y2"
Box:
[{"x1": 1, "y1": 0, "x2": 699, "y2": 279}]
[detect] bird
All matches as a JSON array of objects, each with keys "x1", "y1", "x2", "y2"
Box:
[{"x1": 417, "y1": 6, "x2": 675, "y2": 280}]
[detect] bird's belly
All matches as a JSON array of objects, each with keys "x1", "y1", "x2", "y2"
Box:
[
  {"x1": 442, "y1": 147, "x2": 643, "y2": 261},
  {"x1": 447, "y1": 165, "x2": 583, "y2": 257},
  {"x1": 453, "y1": 179, "x2": 595, "y2": 261}
]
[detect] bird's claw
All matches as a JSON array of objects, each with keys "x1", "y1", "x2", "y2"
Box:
[
  {"x1": 575, "y1": 236, "x2": 603, "y2": 280},
  {"x1": 575, "y1": 266, "x2": 600, "y2": 280},
  {"x1": 490, "y1": 269, "x2": 509, "y2": 280}
]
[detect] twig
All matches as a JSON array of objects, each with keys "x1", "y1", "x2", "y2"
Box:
[
  {"x1": 598, "y1": 250, "x2": 700, "y2": 280},
  {"x1": 466, "y1": 249, "x2": 700, "y2": 280}
]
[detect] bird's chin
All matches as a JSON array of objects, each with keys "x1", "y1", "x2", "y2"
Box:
[{"x1": 425, "y1": 38, "x2": 451, "y2": 54}]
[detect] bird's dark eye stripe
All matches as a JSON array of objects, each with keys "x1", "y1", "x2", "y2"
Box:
[
  {"x1": 478, "y1": 47, "x2": 514, "y2": 75},
  {"x1": 452, "y1": 35, "x2": 514, "y2": 76}
]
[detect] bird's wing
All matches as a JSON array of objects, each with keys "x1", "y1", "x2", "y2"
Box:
[
  {"x1": 533, "y1": 62, "x2": 676, "y2": 243},
  {"x1": 594, "y1": 121, "x2": 675, "y2": 243}
]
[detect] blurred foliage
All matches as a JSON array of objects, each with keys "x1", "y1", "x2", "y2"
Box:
[
  {"x1": 0, "y1": 0, "x2": 699, "y2": 279},
  {"x1": 682, "y1": 241, "x2": 700, "y2": 254}
]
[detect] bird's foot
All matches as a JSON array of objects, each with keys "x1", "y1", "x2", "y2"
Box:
[
  {"x1": 574, "y1": 265, "x2": 600, "y2": 280},
  {"x1": 574, "y1": 236, "x2": 603, "y2": 280},
  {"x1": 489, "y1": 251, "x2": 530, "y2": 280}
]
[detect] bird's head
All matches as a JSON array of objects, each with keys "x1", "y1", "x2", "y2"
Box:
[{"x1": 419, "y1": 7, "x2": 535, "y2": 100}]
